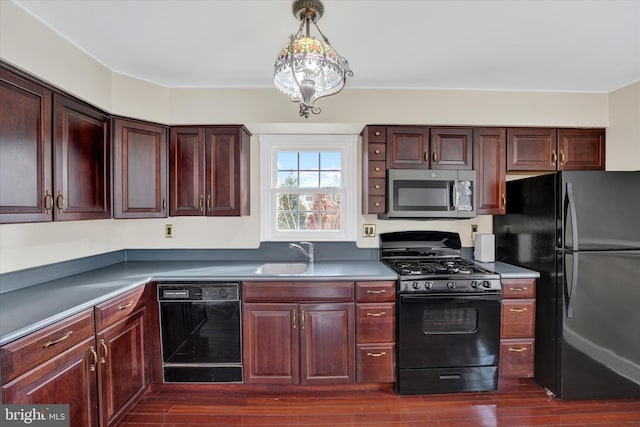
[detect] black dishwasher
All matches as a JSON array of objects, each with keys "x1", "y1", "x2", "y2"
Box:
[{"x1": 158, "y1": 282, "x2": 242, "y2": 382}]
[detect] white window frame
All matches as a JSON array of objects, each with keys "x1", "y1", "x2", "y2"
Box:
[{"x1": 260, "y1": 134, "x2": 358, "y2": 242}]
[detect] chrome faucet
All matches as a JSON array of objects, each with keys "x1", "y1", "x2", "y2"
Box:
[{"x1": 289, "y1": 241, "x2": 315, "y2": 263}]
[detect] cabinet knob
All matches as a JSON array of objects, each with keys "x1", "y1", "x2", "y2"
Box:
[
  {"x1": 375, "y1": 131, "x2": 381, "y2": 136},
  {"x1": 375, "y1": 167, "x2": 380, "y2": 172},
  {"x1": 374, "y1": 184, "x2": 380, "y2": 189},
  {"x1": 374, "y1": 149, "x2": 380, "y2": 154},
  {"x1": 374, "y1": 202, "x2": 380, "y2": 207}
]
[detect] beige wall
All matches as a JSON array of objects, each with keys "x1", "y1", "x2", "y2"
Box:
[{"x1": 0, "y1": 0, "x2": 637, "y2": 273}]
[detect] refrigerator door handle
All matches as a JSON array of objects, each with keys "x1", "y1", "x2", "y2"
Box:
[
  {"x1": 564, "y1": 252, "x2": 578, "y2": 318},
  {"x1": 564, "y1": 182, "x2": 579, "y2": 250}
]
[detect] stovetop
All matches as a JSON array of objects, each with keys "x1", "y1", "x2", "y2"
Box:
[{"x1": 380, "y1": 231, "x2": 501, "y2": 294}]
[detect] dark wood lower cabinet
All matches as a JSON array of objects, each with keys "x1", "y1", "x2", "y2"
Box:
[
  {"x1": 242, "y1": 303, "x2": 355, "y2": 385},
  {"x1": 1, "y1": 337, "x2": 98, "y2": 427},
  {"x1": 96, "y1": 309, "x2": 147, "y2": 427}
]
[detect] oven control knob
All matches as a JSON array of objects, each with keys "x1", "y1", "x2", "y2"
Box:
[
  {"x1": 482, "y1": 281, "x2": 492, "y2": 289},
  {"x1": 424, "y1": 281, "x2": 433, "y2": 289},
  {"x1": 218, "y1": 288, "x2": 229, "y2": 298},
  {"x1": 471, "y1": 280, "x2": 479, "y2": 288},
  {"x1": 412, "y1": 281, "x2": 420, "y2": 290},
  {"x1": 447, "y1": 281, "x2": 456, "y2": 289}
]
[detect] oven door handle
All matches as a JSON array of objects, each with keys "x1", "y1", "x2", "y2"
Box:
[{"x1": 400, "y1": 294, "x2": 501, "y2": 303}]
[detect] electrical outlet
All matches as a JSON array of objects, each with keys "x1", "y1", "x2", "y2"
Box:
[
  {"x1": 363, "y1": 224, "x2": 376, "y2": 237},
  {"x1": 471, "y1": 224, "x2": 478, "y2": 240},
  {"x1": 165, "y1": 224, "x2": 174, "y2": 238}
]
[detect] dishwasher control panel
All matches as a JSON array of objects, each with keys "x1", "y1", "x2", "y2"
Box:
[{"x1": 158, "y1": 282, "x2": 239, "y2": 301}]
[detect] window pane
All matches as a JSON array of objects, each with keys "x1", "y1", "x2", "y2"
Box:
[
  {"x1": 299, "y1": 171, "x2": 319, "y2": 188},
  {"x1": 276, "y1": 193, "x2": 306, "y2": 230},
  {"x1": 303, "y1": 193, "x2": 341, "y2": 230},
  {"x1": 299, "y1": 152, "x2": 319, "y2": 170},
  {"x1": 320, "y1": 152, "x2": 341, "y2": 170},
  {"x1": 277, "y1": 152, "x2": 298, "y2": 170},
  {"x1": 277, "y1": 171, "x2": 298, "y2": 188},
  {"x1": 320, "y1": 171, "x2": 341, "y2": 188}
]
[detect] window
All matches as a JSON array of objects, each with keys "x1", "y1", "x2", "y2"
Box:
[{"x1": 260, "y1": 134, "x2": 357, "y2": 241}]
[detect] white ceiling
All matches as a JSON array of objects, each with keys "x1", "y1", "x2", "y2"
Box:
[{"x1": 11, "y1": 0, "x2": 640, "y2": 92}]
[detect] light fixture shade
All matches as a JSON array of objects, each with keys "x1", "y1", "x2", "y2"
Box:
[
  {"x1": 273, "y1": 0, "x2": 352, "y2": 118},
  {"x1": 274, "y1": 36, "x2": 346, "y2": 105}
]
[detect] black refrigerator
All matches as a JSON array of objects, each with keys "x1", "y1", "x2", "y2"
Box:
[{"x1": 494, "y1": 171, "x2": 640, "y2": 400}]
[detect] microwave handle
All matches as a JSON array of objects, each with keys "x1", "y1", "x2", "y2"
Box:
[{"x1": 451, "y1": 181, "x2": 458, "y2": 210}]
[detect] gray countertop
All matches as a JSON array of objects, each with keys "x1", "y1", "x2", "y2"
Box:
[{"x1": 0, "y1": 258, "x2": 538, "y2": 346}]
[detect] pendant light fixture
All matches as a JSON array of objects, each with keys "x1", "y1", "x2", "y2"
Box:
[{"x1": 274, "y1": 0, "x2": 353, "y2": 118}]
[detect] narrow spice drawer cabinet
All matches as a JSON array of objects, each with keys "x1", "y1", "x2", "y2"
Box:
[
  {"x1": 361, "y1": 126, "x2": 387, "y2": 214},
  {"x1": 499, "y1": 278, "x2": 536, "y2": 378},
  {"x1": 355, "y1": 281, "x2": 396, "y2": 383}
]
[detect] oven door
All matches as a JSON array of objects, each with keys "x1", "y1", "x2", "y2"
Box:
[{"x1": 398, "y1": 293, "x2": 501, "y2": 369}]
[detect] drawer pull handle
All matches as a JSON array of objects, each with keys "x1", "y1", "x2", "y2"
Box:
[
  {"x1": 431, "y1": 151, "x2": 437, "y2": 164},
  {"x1": 552, "y1": 149, "x2": 558, "y2": 165},
  {"x1": 56, "y1": 191, "x2": 65, "y2": 214},
  {"x1": 366, "y1": 352, "x2": 386, "y2": 357},
  {"x1": 560, "y1": 150, "x2": 566, "y2": 165},
  {"x1": 301, "y1": 310, "x2": 305, "y2": 330},
  {"x1": 509, "y1": 308, "x2": 528, "y2": 313},
  {"x1": 90, "y1": 346, "x2": 98, "y2": 371},
  {"x1": 367, "y1": 289, "x2": 386, "y2": 294},
  {"x1": 100, "y1": 339, "x2": 108, "y2": 364},
  {"x1": 118, "y1": 300, "x2": 135, "y2": 310},
  {"x1": 366, "y1": 312, "x2": 386, "y2": 317},
  {"x1": 293, "y1": 310, "x2": 296, "y2": 329},
  {"x1": 509, "y1": 287, "x2": 528, "y2": 292},
  {"x1": 508, "y1": 347, "x2": 528, "y2": 353},
  {"x1": 43, "y1": 330, "x2": 73, "y2": 348},
  {"x1": 44, "y1": 190, "x2": 53, "y2": 215}
]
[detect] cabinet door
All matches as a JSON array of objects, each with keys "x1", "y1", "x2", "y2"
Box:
[
  {"x1": 386, "y1": 126, "x2": 429, "y2": 168},
  {"x1": 557, "y1": 128, "x2": 605, "y2": 171},
  {"x1": 300, "y1": 303, "x2": 355, "y2": 385},
  {"x1": 475, "y1": 128, "x2": 506, "y2": 215},
  {"x1": 170, "y1": 127, "x2": 205, "y2": 216},
  {"x1": 0, "y1": 68, "x2": 52, "y2": 223},
  {"x1": 205, "y1": 127, "x2": 250, "y2": 216},
  {"x1": 242, "y1": 303, "x2": 299, "y2": 384},
  {"x1": 96, "y1": 309, "x2": 146, "y2": 427},
  {"x1": 113, "y1": 118, "x2": 168, "y2": 218},
  {"x1": 1, "y1": 337, "x2": 99, "y2": 427},
  {"x1": 430, "y1": 127, "x2": 473, "y2": 170},
  {"x1": 506, "y1": 128, "x2": 556, "y2": 171},
  {"x1": 53, "y1": 94, "x2": 110, "y2": 220}
]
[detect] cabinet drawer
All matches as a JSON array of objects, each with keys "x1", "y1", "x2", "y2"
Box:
[
  {"x1": 367, "y1": 143, "x2": 386, "y2": 161},
  {"x1": 366, "y1": 196, "x2": 385, "y2": 213},
  {"x1": 501, "y1": 299, "x2": 535, "y2": 338},
  {"x1": 243, "y1": 281, "x2": 354, "y2": 303},
  {"x1": 356, "y1": 303, "x2": 395, "y2": 343},
  {"x1": 366, "y1": 126, "x2": 386, "y2": 143},
  {"x1": 356, "y1": 343, "x2": 395, "y2": 383},
  {"x1": 94, "y1": 286, "x2": 146, "y2": 332},
  {"x1": 368, "y1": 161, "x2": 386, "y2": 178},
  {"x1": 502, "y1": 279, "x2": 536, "y2": 299},
  {"x1": 367, "y1": 178, "x2": 385, "y2": 196},
  {"x1": 355, "y1": 281, "x2": 396, "y2": 302},
  {"x1": 1, "y1": 308, "x2": 95, "y2": 383},
  {"x1": 500, "y1": 338, "x2": 534, "y2": 378}
]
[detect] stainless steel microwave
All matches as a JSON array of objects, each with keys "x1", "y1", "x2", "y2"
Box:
[{"x1": 382, "y1": 169, "x2": 477, "y2": 219}]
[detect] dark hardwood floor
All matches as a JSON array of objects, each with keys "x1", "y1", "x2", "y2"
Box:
[{"x1": 116, "y1": 379, "x2": 640, "y2": 426}]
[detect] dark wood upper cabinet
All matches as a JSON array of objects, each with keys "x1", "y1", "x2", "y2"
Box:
[
  {"x1": 170, "y1": 125, "x2": 250, "y2": 217},
  {"x1": 430, "y1": 127, "x2": 473, "y2": 170},
  {"x1": 386, "y1": 126, "x2": 429, "y2": 168},
  {"x1": 0, "y1": 68, "x2": 53, "y2": 223},
  {"x1": 53, "y1": 94, "x2": 110, "y2": 221},
  {"x1": 557, "y1": 128, "x2": 605, "y2": 170},
  {"x1": 475, "y1": 128, "x2": 506, "y2": 215},
  {"x1": 506, "y1": 128, "x2": 557, "y2": 171},
  {"x1": 113, "y1": 118, "x2": 168, "y2": 218}
]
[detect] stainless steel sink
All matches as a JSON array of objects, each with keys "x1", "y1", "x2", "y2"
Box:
[{"x1": 255, "y1": 262, "x2": 309, "y2": 275}]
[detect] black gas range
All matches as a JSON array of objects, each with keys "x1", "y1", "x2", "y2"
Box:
[{"x1": 380, "y1": 231, "x2": 502, "y2": 395}]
